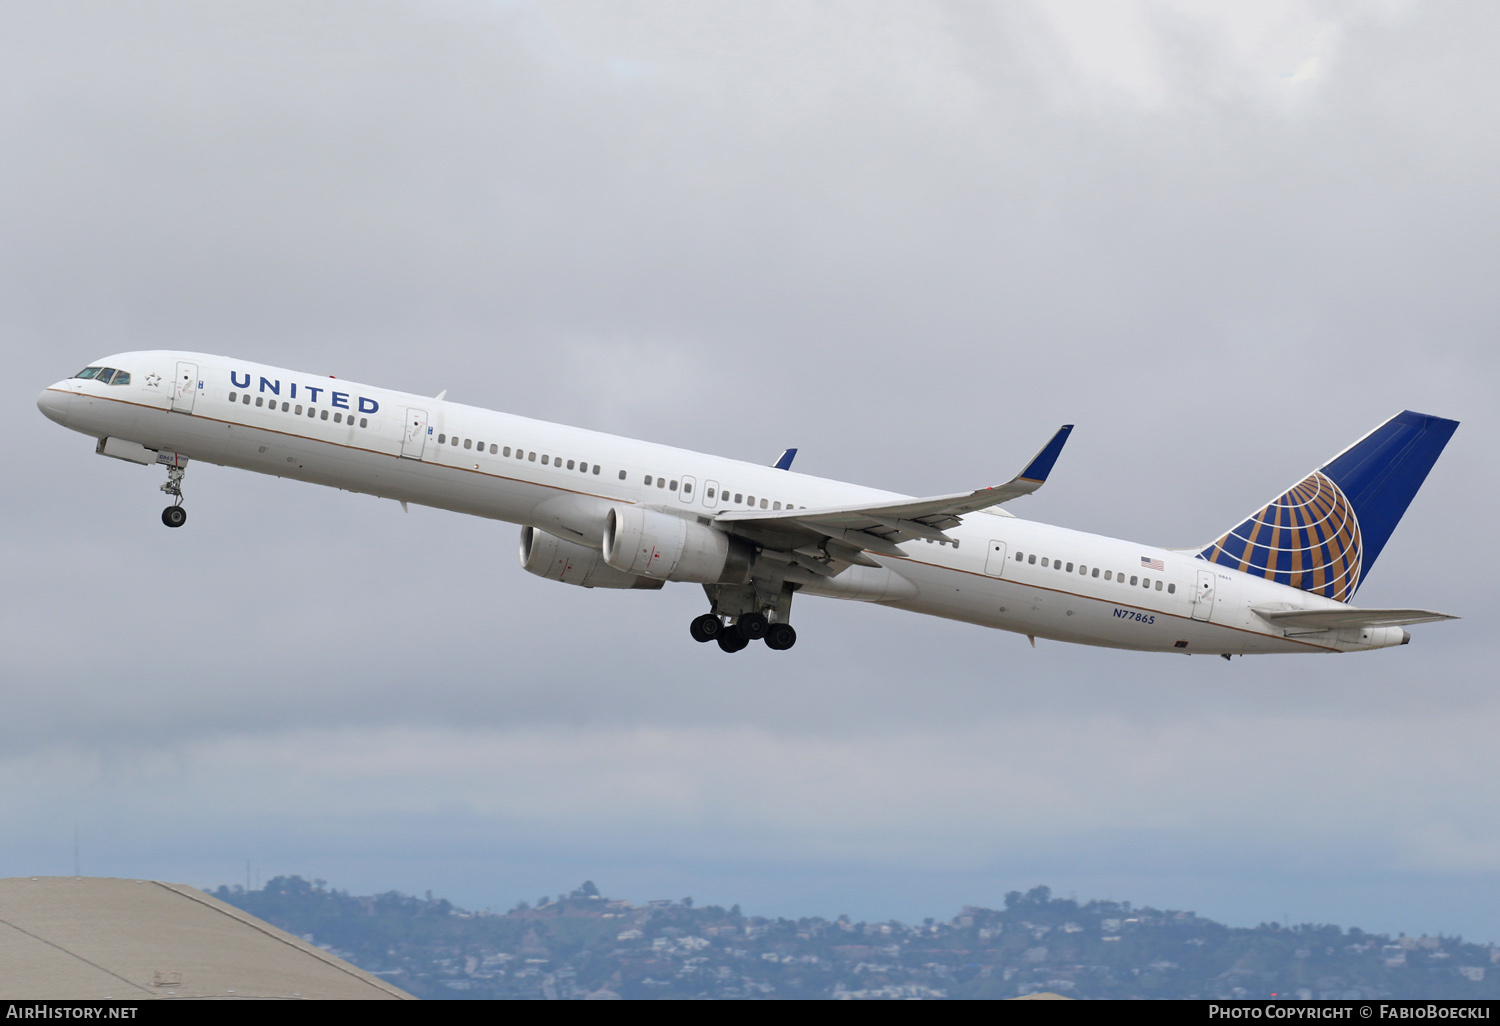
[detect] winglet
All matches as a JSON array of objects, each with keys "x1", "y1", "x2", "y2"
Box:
[
  {"x1": 773, "y1": 448, "x2": 797, "y2": 471},
  {"x1": 1018, "y1": 425, "x2": 1073, "y2": 484}
]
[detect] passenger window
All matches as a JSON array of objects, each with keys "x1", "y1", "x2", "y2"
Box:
[
  {"x1": 503, "y1": 447, "x2": 511, "y2": 457},
  {"x1": 683, "y1": 482, "x2": 692, "y2": 494},
  {"x1": 1041, "y1": 557, "x2": 1049, "y2": 567},
  {"x1": 566, "y1": 459, "x2": 575, "y2": 470},
  {"x1": 229, "y1": 392, "x2": 237, "y2": 402},
  {"x1": 255, "y1": 396, "x2": 264, "y2": 407},
  {"x1": 1015, "y1": 551, "x2": 1024, "y2": 562},
  {"x1": 1130, "y1": 575, "x2": 1138, "y2": 586},
  {"x1": 772, "y1": 501, "x2": 780, "y2": 509},
  {"x1": 1028, "y1": 554, "x2": 1036, "y2": 565},
  {"x1": 1143, "y1": 577, "x2": 1150, "y2": 588},
  {"x1": 658, "y1": 478, "x2": 666, "y2": 488},
  {"x1": 333, "y1": 412, "x2": 342, "y2": 423},
  {"x1": 1092, "y1": 568, "x2": 1099, "y2": 578},
  {"x1": 464, "y1": 439, "x2": 472, "y2": 449},
  {"x1": 708, "y1": 488, "x2": 716, "y2": 499},
  {"x1": 282, "y1": 402, "x2": 289, "y2": 412},
  {"x1": 1104, "y1": 570, "x2": 1112, "y2": 581},
  {"x1": 670, "y1": 480, "x2": 678, "y2": 491},
  {"x1": 295, "y1": 405, "x2": 303, "y2": 415},
  {"x1": 360, "y1": 418, "x2": 368, "y2": 428},
  {"x1": 528, "y1": 452, "x2": 536, "y2": 462},
  {"x1": 1168, "y1": 583, "x2": 1176, "y2": 594},
  {"x1": 619, "y1": 470, "x2": 627, "y2": 480},
  {"x1": 438, "y1": 434, "x2": 446, "y2": 444},
  {"x1": 579, "y1": 463, "x2": 589, "y2": 473},
  {"x1": 243, "y1": 394, "x2": 251, "y2": 404},
  {"x1": 321, "y1": 409, "x2": 329, "y2": 420},
  {"x1": 747, "y1": 495, "x2": 755, "y2": 505},
  {"x1": 735, "y1": 493, "x2": 743, "y2": 503},
  {"x1": 644, "y1": 475, "x2": 653, "y2": 485},
  {"x1": 1079, "y1": 565, "x2": 1087, "y2": 575},
  {"x1": 1155, "y1": 580, "x2": 1163, "y2": 591},
  {"x1": 593, "y1": 465, "x2": 600, "y2": 475},
  {"x1": 452, "y1": 436, "x2": 459, "y2": 446},
  {"x1": 760, "y1": 498, "x2": 768, "y2": 508},
  {"x1": 307, "y1": 406, "x2": 315, "y2": 417},
  {"x1": 490, "y1": 444, "x2": 497, "y2": 455},
  {"x1": 1065, "y1": 562, "x2": 1073, "y2": 572}
]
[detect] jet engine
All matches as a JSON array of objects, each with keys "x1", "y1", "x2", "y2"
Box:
[
  {"x1": 519, "y1": 526, "x2": 663, "y2": 590},
  {"x1": 602, "y1": 506, "x2": 753, "y2": 584}
]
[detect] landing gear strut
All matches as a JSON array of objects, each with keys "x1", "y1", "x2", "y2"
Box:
[{"x1": 159, "y1": 456, "x2": 188, "y2": 528}]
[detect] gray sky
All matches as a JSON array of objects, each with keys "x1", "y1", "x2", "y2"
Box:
[{"x1": 2, "y1": 0, "x2": 1496, "y2": 936}]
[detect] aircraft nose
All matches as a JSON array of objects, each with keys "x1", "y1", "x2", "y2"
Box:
[{"x1": 37, "y1": 385, "x2": 72, "y2": 426}]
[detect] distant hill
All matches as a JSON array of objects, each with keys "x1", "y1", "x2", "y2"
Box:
[{"x1": 211, "y1": 879, "x2": 1499, "y2": 1000}]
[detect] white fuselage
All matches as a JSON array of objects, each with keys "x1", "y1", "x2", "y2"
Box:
[{"x1": 38, "y1": 351, "x2": 1408, "y2": 655}]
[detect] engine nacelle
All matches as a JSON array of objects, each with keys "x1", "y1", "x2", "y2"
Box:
[
  {"x1": 602, "y1": 506, "x2": 752, "y2": 584},
  {"x1": 520, "y1": 526, "x2": 663, "y2": 590}
]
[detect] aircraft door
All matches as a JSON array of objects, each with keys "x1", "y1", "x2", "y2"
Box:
[
  {"x1": 1192, "y1": 569, "x2": 1216, "y2": 621},
  {"x1": 400, "y1": 409, "x2": 429, "y2": 459},
  {"x1": 171, "y1": 362, "x2": 198, "y2": 414},
  {"x1": 677, "y1": 475, "x2": 697, "y2": 505},
  {"x1": 984, "y1": 540, "x2": 1008, "y2": 577},
  {"x1": 703, "y1": 480, "x2": 720, "y2": 509}
]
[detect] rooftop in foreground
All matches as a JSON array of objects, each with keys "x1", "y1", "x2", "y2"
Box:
[{"x1": 0, "y1": 876, "x2": 413, "y2": 1000}]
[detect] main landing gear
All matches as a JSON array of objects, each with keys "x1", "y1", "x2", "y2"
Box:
[
  {"x1": 690, "y1": 604, "x2": 798, "y2": 654},
  {"x1": 159, "y1": 457, "x2": 188, "y2": 528}
]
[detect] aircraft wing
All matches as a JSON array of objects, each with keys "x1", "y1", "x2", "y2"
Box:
[
  {"x1": 1253, "y1": 607, "x2": 1459, "y2": 630},
  {"x1": 715, "y1": 425, "x2": 1073, "y2": 570}
]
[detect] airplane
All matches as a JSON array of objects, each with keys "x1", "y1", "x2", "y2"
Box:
[{"x1": 37, "y1": 352, "x2": 1459, "y2": 656}]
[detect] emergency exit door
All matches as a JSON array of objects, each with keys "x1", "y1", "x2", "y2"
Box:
[
  {"x1": 401, "y1": 409, "x2": 429, "y2": 459},
  {"x1": 984, "y1": 540, "x2": 1008, "y2": 576}
]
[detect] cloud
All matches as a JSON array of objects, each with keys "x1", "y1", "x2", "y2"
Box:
[{"x1": 1, "y1": 0, "x2": 1494, "y2": 939}]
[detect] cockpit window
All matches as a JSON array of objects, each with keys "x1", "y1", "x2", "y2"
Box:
[
  {"x1": 96, "y1": 368, "x2": 116, "y2": 384},
  {"x1": 110, "y1": 371, "x2": 130, "y2": 385},
  {"x1": 74, "y1": 367, "x2": 102, "y2": 379}
]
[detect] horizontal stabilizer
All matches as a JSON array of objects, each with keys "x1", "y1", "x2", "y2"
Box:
[{"x1": 1253, "y1": 607, "x2": 1459, "y2": 630}]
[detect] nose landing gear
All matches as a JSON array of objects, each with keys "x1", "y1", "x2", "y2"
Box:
[{"x1": 159, "y1": 455, "x2": 188, "y2": 528}]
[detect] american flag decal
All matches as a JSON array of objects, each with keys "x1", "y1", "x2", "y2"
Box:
[{"x1": 1141, "y1": 556, "x2": 1164, "y2": 571}]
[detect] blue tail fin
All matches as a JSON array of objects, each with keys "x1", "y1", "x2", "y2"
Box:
[{"x1": 1199, "y1": 411, "x2": 1458, "y2": 600}]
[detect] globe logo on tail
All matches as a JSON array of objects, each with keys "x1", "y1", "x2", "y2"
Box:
[{"x1": 1200, "y1": 470, "x2": 1362, "y2": 602}]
